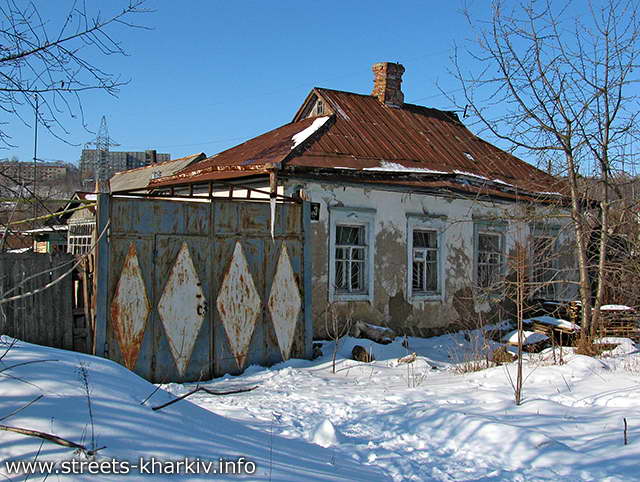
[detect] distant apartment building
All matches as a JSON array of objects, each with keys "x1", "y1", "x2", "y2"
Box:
[
  {"x1": 0, "y1": 160, "x2": 68, "y2": 183},
  {"x1": 79, "y1": 149, "x2": 170, "y2": 183}
]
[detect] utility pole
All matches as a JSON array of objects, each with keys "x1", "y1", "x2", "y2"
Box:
[{"x1": 32, "y1": 94, "x2": 39, "y2": 222}]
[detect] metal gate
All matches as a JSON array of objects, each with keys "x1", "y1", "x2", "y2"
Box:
[{"x1": 95, "y1": 195, "x2": 311, "y2": 382}]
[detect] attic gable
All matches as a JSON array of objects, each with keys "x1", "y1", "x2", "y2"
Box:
[{"x1": 292, "y1": 89, "x2": 334, "y2": 122}]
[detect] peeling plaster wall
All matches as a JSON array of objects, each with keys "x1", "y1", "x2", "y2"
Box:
[{"x1": 285, "y1": 180, "x2": 577, "y2": 338}]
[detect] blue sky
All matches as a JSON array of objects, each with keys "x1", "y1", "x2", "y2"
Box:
[
  {"x1": 5, "y1": 1, "x2": 476, "y2": 165},
  {"x1": 5, "y1": 0, "x2": 630, "y2": 171}
]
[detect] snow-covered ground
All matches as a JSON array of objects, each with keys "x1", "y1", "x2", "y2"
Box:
[{"x1": 1, "y1": 331, "x2": 639, "y2": 481}]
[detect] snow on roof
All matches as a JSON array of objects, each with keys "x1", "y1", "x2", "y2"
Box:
[
  {"x1": 525, "y1": 315, "x2": 580, "y2": 331},
  {"x1": 453, "y1": 170, "x2": 489, "y2": 181},
  {"x1": 21, "y1": 225, "x2": 68, "y2": 234},
  {"x1": 600, "y1": 304, "x2": 634, "y2": 311},
  {"x1": 7, "y1": 247, "x2": 31, "y2": 253},
  {"x1": 291, "y1": 116, "x2": 330, "y2": 149},
  {"x1": 502, "y1": 330, "x2": 549, "y2": 345},
  {"x1": 363, "y1": 161, "x2": 448, "y2": 174}
]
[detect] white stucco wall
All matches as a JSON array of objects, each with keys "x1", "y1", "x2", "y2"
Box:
[{"x1": 286, "y1": 180, "x2": 577, "y2": 337}]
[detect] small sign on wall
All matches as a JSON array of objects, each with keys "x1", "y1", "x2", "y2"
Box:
[{"x1": 310, "y1": 202, "x2": 320, "y2": 221}]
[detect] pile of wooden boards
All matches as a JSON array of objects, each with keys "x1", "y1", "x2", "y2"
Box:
[{"x1": 597, "y1": 307, "x2": 640, "y2": 342}]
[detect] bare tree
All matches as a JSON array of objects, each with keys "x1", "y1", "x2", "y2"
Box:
[
  {"x1": 453, "y1": 0, "x2": 640, "y2": 339},
  {"x1": 0, "y1": 1, "x2": 149, "y2": 250},
  {"x1": 324, "y1": 303, "x2": 353, "y2": 374},
  {"x1": 0, "y1": 0, "x2": 149, "y2": 146}
]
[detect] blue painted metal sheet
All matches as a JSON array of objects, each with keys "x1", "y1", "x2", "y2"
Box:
[{"x1": 102, "y1": 196, "x2": 308, "y2": 382}]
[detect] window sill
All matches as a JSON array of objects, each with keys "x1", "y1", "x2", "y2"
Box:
[
  {"x1": 410, "y1": 293, "x2": 443, "y2": 302},
  {"x1": 331, "y1": 292, "x2": 371, "y2": 302}
]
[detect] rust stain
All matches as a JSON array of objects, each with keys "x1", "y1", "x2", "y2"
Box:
[
  {"x1": 157, "y1": 242, "x2": 207, "y2": 376},
  {"x1": 268, "y1": 244, "x2": 301, "y2": 360},
  {"x1": 110, "y1": 242, "x2": 151, "y2": 370},
  {"x1": 216, "y1": 241, "x2": 262, "y2": 370}
]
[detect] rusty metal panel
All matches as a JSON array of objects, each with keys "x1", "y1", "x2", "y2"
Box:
[
  {"x1": 215, "y1": 240, "x2": 262, "y2": 371},
  {"x1": 102, "y1": 196, "x2": 307, "y2": 382},
  {"x1": 110, "y1": 241, "x2": 151, "y2": 370},
  {"x1": 110, "y1": 197, "x2": 181, "y2": 235},
  {"x1": 106, "y1": 197, "x2": 212, "y2": 382},
  {"x1": 239, "y1": 203, "x2": 270, "y2": 234},
  {"x1": 211, "y1": 201, "x2": 306, "y2": 376},
  {"x1": 157, "y1": 241, "x2": 207, "y2": 376},
  {"x1": 212, "y1": 235, "x2": 268, "y2": 376},
  {"x1": 153, "y1": 235, "x2": 211, "y2": 382},
  {"x1": 281, "y1": 203, "x2": 302, "y2": 236},
  {"x1": 267, "y1": 243, "x2": 302, "y2": 360},
  {"x1": 106, "y1": 234, "x2": 154, "y2": 376},
  {"x1": 110, "y1": 197, "x2": 210, "y2": 236},
  {"x1": 213, "y1": 202, "x2": 239, "y2": 234}
]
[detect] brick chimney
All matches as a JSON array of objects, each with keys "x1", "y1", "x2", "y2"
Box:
[{"x1": 371, "y1": 62, "x2": 405, "y2": 107}]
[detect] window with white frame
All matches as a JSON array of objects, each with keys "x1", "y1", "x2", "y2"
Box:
[
  {"x1": 335, "y1": 225, "x2": 366, "y2": 293},
  {"x1": 407, "y1": 215, "x2": 445, "y2": 299},
  {"x1": 412, "y1": 230, "x2": 439, "y2": 294},
  {"x1": 329, "y1": 208, "x2": 375, "y2": 301},
  {"x1": 68, "y1": 222, "x2": 94, "y2": 255},
  {"x1": 476, "y1": 229, "x2": 504, "y2": 289}
]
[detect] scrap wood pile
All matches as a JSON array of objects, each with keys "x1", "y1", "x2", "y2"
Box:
[
  {"x1": 524, "y1": 315, "x2": 579, "y2": 343},
  {"x1": 596, "y1": 305, "x2": 640, "y2": 342},
  {"x1": 527, "y1": 300, "x2": 639, "y2": 343}
]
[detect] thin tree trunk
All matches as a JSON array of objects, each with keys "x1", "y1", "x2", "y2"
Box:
[
  {"x1": 565, "y1": 153, "x2": 593, "y2": 337},
  {"x1": 515, "y1": 244, "x2": 525, "y2": 406},
  {"x1": 592, "y1": 200, "x2": 609, "y2": 338}
]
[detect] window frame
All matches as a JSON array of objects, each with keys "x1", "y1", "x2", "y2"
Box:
[
  {"x1": 406, "y1": 214, "x2": 446, "y2": 301},
  {"x1": 67, "y1": 221, "x2": 95, "y2": 256},
  {"x1": 530, "y1": 223, "x2": 560, "y2": 300},
  {"x1": 473, "y1": 221, "x2": 507, "y2": 290},
  {"x1": 329, "y1": 207, "x2": 375, "y2": 302}
]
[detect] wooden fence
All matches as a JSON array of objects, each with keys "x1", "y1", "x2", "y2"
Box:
[{"x1": 0, "y1": 253, "x2": 91, "y2": 352}]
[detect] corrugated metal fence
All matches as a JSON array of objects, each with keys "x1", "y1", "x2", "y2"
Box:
[{"x1": 0, "y1": 253, "x2": 74, "y2": 350}]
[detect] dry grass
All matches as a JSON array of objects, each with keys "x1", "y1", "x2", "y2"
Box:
[
  {"x1": 620, "y1": 356, "x2": 640, "y2": 374},
  {"x1": 575, "y1": 337, "x2": 618, "y2": 356},
  {"x1": 449, "y1": 330, "x2": 496, "y2": 374}
]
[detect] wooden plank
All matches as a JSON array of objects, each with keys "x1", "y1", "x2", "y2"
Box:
[
  {"x1": 0, "y1": 253, "x2": 75, "y2": 350},
  {"x1": 82, "y1": 259, "x2": 91, "y2": 351}
]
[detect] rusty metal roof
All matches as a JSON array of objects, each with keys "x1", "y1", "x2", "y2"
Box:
[
  {"x1": 150, "y1": 118, "x2": 320, "y2": 188},
  {"x1": 289, "y1": 88, "x2": 562, "y2": 194},
  {"x1": 151, "y1": 87, "x2": 564, "y2": 199}
]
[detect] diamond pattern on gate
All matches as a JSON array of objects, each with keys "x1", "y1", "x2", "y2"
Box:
[
  {"x1": 216, "y1": 241, "x2": 261, "y2": 369},
  {"x1": 110, "y1": 242, "x2": 150, "y2": 370},
  {"x1": 157, "y1": 242, "x2": 207, "y2": 376},
  {"x1": 268, "y1": 244, "x2": 301, "y2": 360}
]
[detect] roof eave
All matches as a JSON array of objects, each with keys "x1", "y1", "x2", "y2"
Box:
[{"x1": 281, "y1": 165, "x2": 570, "y2": 206}]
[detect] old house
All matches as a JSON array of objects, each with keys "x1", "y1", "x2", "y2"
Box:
[
  {"x1": 63, "y1": 192, "x2": 97, "y2": 255},
  {"x1": 145, "y1": 62, "x2": 576, "y2": 337}
]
